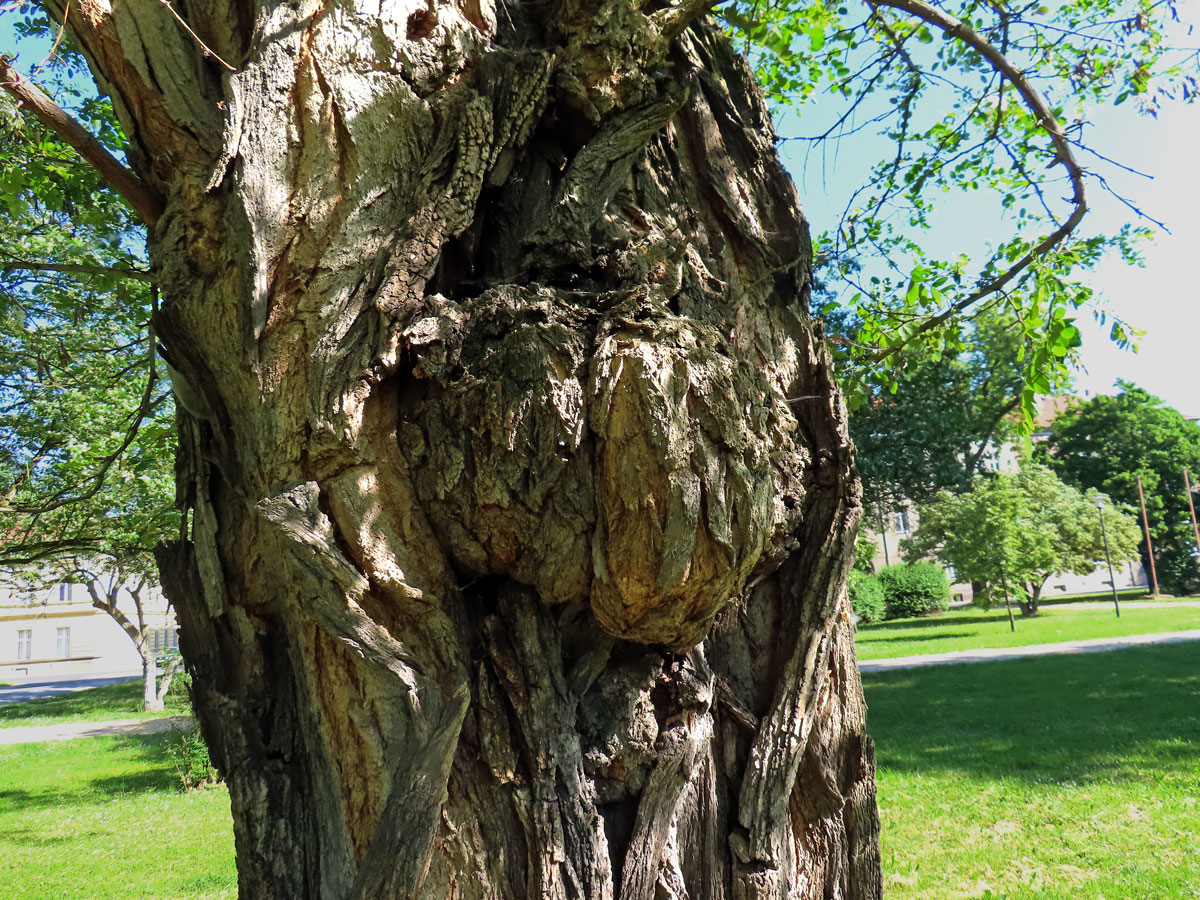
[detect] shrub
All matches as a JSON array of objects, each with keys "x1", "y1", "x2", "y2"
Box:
[
  {"x1": 848, "y1": 571, "x2": 886, "y2": 623},
  {"x1": 879, "y1": 562, "x2": 951, "y2": 619},
  {"x1": 167, "y1": 727, "x2": 220, "y2": 791}
]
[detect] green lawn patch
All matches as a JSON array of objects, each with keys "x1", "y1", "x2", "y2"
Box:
[
  {"x1": 864, "y1": 642, "x2": 1200, "y2": 899},
  {"x1": 855, "y1": 604, "x2": 1200, "y2": 660},
  {"x1": 0, "y1": 733, "x2": 236, "y2": 899},
  {"x1": 0, "y1": 679, "x2": 190, "y2": 730}
]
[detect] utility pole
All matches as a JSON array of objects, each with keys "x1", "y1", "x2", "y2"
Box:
[
  {"x1": 1137, "y1": 472, "x2": 1156, "y2": 600},
  {"x1": 1184, "y1": 467, "x2": 1200, "y2": 557},
  {"x1": 878, "y1": 506, "x2": 891, "y2": 566},
  {"x1": 1097, "y1": 500, "x2": 1121, "y2": 618}
]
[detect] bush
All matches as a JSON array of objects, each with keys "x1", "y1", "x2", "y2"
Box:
[
  {"x1": 848, "y1": 571, "x2": 886, "y2": 623},
  {"x1": 879, "y1": 562, "x2": 951, "y2": 619},
  {"x1": 167, "y1": 727, "x2": 220, "y2": 791}
]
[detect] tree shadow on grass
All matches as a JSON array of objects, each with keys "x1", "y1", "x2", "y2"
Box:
[
  {"x1": 0, "y1": 826, "x2": 108, "y2": 845},
  {"x1": 859, "y1": 631, "x2": 975, "y2": 645},
  {"x1": 0, "y1": 681, "x2": 146, "y2": 724},
  {"x1": 858, "y1": 614, "x2": 1004, "y2": 632},
  {"x1": 0, "y1": 734, "x2": 179, "y2": 814},
  {"x1": 862, "y1": 641, "x2": 1200, "y2": 785}
]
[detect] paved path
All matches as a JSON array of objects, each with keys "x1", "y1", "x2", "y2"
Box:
[
  {"x1": 0, "y1": 715, "x2": 193, "y2": 746},
  {"x1": 1048, "y1": 599, "x2": 1200, "y2": 610},
  {"x1": 858, "y1": 628, "x2": 1200, "y2": 672},
  {"x1": 0, "y1": 674, "x2": 139, "y2": 706}
]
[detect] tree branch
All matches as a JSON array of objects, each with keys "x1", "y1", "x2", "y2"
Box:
[
  {"x1": 0, "y1": 56, "x2": 164, "y2": 226},
  {"x1": 866, "y1": 0, "x2": 1089, "y2": 360},
  {"x1": 1, "y1": 258, "x2": 156, "y2": 283}
]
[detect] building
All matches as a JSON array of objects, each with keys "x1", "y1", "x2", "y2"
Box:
[{"x1": 0, "y1": 579, "x2": 177, "y2": 682}]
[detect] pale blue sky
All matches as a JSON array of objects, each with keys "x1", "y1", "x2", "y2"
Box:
[{"x1": 779, "y1": 72, "x2": 1200, "y2": 415}]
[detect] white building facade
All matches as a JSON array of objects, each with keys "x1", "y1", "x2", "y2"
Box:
[{"x1": 0, "y1": 580, "x2": 177, "y2": 682}]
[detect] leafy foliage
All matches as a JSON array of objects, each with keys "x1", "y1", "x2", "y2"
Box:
[
  {"x1": 848, "y1": 570, "x2": 887, "y2": 623},
  {"x1": 1038, "y1": 383, "x2": 1200, "y2": 593},
  {"x1": 728, "y1": 0, "x2": 1194, "y2": 418},
  {"x1": 846, "y1": 307, "x2": 1067, "y2": 510},
  {"x1": 0, "y1": 23, "x2": 172, "y2": 581},
  {"x1": 907, "y1": 462, "x2": 1141, "y2": 613},
  {"x1": 878, "y1": 561, "x2": 950, "y2": 618},
  {"x1": 167, "y1": 726, "x2": 221, "y2": 791},
  {"x1": 854, "y1": 529, "x2": 880, "y2": 573}
]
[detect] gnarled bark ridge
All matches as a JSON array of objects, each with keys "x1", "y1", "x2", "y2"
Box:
[{"x1": 51, "y1": 0, "x2": 881, "y2": 895}]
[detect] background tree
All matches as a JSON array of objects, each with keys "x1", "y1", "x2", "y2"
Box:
[
  {"x1": 906, "y1": 463, "x2": 1141, "y2": 615},
  {"x1": 0, "y1": 76, "x2": 177, "y2": 709},
  {"x1": 1039, "y1": 382, "x2": 1200, "y2": 594},
  {"x1": 844, "y1": 307, "x2": 1073, "y2": 511},
  {"x1": 0, "y1": 0, "x2": 1192, "y2": 895}
]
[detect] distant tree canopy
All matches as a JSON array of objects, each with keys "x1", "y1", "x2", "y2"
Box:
[
  {"x1": 844, "y1": 307, "x2": 1068, "y2": 511},
  {"x1": 906, "y1": 462, "x2": 1141, "y2": 615},
  {"x1": 1039, "y1": 383, "x2": 1200, "y2": 594}
]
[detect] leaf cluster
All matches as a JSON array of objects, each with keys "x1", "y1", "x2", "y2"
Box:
[{"x1": 726, "y1": 0, "x2": 1194, "y2": 419}]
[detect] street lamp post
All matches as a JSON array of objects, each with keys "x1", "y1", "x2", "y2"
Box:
[{"x1": 1097, "y1": 499, "x2": 1121, "y2": 618}]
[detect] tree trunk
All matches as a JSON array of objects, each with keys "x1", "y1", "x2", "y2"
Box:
[
  {"x1": 57, "y1": 1, "x2": 879, "y2": 896},
  {"x1": 142, "y1": 653, "x2": 164, "y2": 712},
  {"x1": 155, "y1": 654, "x2": 183, "y2": 707}
]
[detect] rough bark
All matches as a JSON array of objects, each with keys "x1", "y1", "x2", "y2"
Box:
[{"x1": 53, "y1": 0, "x2": 880, "y2": 895}]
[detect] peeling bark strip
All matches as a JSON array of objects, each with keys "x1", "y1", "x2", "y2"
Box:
[{"x1": 60, "y1": 0, "x2": 881, "y2": 895}]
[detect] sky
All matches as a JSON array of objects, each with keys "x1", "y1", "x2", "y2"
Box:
[{"x1": 777, "y1": 54, "x2": 1200, "y2": 415}]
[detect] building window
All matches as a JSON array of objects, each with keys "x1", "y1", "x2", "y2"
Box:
[
  {"x1": 893, "y1": 509, "x2": 910, "y2": 535},
  {"x1": 16, "y1": 630, "x2": 32, "y2": 661},
  {"x1": 56, "y1": 627, "x2": 71, "y2": 659},
  {"x1": 58, "y1": 583, "x2": 72, "y2": 603}
]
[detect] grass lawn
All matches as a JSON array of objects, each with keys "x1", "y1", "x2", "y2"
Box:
[
  {"x1": 856, "y1": 604, "x2": 1200, "y2": 660},
  {"x1": 1, "y1": 642, "x2": 1195, "y2": 899},
  {"x1": 0, "y1": 679, "x2": 190, "y2": 730},
  {"x1": 0, "y1": 733, "x2": 236, "y2": 899},
  {"x1": 864, "y1": 642, "x2": 1200, "y2": 899}
]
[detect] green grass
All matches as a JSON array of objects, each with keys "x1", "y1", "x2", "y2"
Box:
[
  {"x1": 856, "y1": 604, "x2": 1200, "y2": 660},
  {"x1": 864, "y1": 642, "x2": 1200, "y2": 899},
  {"x1": 0, "y1": 733, "x2": 236, "y2": 899},
  {"x1": 3, "y1": 641, "x2": 1196, "y2": 899},
  {"x1": 0, "y1": 679, "x2": 190, "y2": 729}
]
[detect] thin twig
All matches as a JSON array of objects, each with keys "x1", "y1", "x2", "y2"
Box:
[
  {"x1": 32, "y1": 0, "x2": 69, "y2": 79},
  {"x1": 1, "y1": 258, "x2": 156, "y2": 282},
  {"x1": 157, "y1": 0, "x2": 236, "y2": 72}
]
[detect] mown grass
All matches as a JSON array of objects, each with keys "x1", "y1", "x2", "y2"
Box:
[
  {"x1": 864, "y1": 642, "x2": 1200, "y2": 899},
  {"x1": 856, "y1": 603, "x2": 1200, "y2": 660},
  {"x1": 0, "y1": 733, "x2": 236, "y2": 899},
  {"x1": 0, "y1": 679, "x2": 190, "y2": 729},
  {"x1": 1, "y1": 641, "x2": 1196, "y2": 899}
]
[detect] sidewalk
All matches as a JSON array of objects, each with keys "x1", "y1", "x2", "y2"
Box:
[
  {"x1": 858, "y1": 629, "x2": 1200, "y2": 672},
  {"x1": 0, "y1": 715, "x2": 192, "y2": 746},
  {"x1": 1047, "y1": 599, "x2": 1200, "y2": 610}
]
